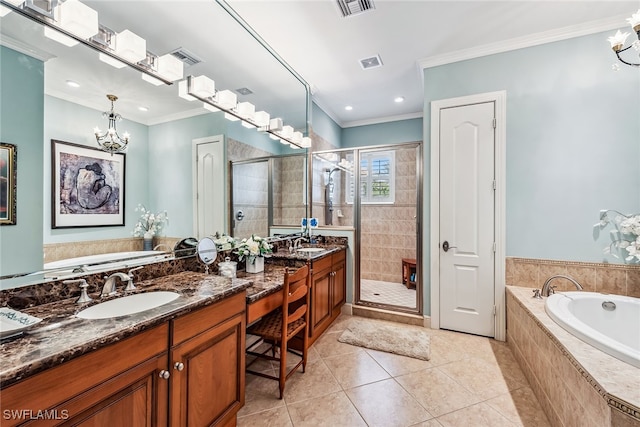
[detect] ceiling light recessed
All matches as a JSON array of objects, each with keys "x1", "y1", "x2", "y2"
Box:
[
  {"x1": 66, "y1": 80, "x2": 80, "y2": 88},
  {"x1": 359, "y1": 54, "x2": 383, "y2": 70},
  {"x1": 394, "y1": 96, "x2": 404, "y2": 103},
  {"x1": 345, "y1": 105, "x2": 353, "y2": 111},
  {"x1": 138, "y1": 106, "x2": 149, "y2": 112}
]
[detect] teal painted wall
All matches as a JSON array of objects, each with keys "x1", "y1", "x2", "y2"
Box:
[
  {"x1": 0, "y1": 47, "x2": 44, "y2": 275},
  {"x1": 341, "y1": 117, "x2": 423, "y2": 148},
  {"x1": 311, "y1": 102, "x2": 342, "y2": 147},
  {"x1": 44, "y1": 96, "x2": 150, "y2": 243},
  {"x1": 423, "y1": 31, "x2": 640, "y2": 313}
]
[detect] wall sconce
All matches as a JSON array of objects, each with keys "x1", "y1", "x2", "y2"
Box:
[
  {"x1": 114, "y1": 29, "x2": 146, "y2": 63},
  {"x1": 56, "y1": 0, "x2": 98, "y2": 39},
  {"x1": 607, "y1": 9, "x2": 640, "y2": 69}
]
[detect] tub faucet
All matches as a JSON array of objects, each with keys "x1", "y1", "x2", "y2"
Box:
[
  {"x1": 101, "y1": 272, "x2": 130, "y2": 297},
  {"x1": 541, "y1": 274, "x2": 584, "y2": 297}
]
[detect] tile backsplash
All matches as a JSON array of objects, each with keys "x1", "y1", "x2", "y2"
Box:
[{"x1": 506, "y1": 257, "x2": 640, "y2": 298}]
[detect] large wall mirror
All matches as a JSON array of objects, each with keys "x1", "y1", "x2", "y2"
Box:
[{"x1": 0, "y1": 0, "x2": 310, "y2": 289}]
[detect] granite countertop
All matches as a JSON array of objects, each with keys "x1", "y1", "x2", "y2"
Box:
[
  {"x1": 0, "y1": 271, "x2": 252, "y2": 388},
  {"x1": 0, "y1": 244, "x2": 348, "y2": 388}
]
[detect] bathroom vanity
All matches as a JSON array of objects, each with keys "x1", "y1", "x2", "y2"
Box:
[{"x1": 1, "y1": 273, "x2": 250, "y2": 427}]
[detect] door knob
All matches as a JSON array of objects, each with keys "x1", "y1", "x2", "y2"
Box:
[{"x1": 442, "y1": 241, "x2": 457, "y2": 252}]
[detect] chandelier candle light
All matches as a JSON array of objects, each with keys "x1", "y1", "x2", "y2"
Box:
[
  {"x1": 94, "y1": 94, "x2": 130, "y2": 154},
  {"x1": 607, "y1": 9, "x2": 640, "y2": 69}
]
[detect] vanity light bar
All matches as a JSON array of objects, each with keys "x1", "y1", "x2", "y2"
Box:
[
  {"x1": 0, "y1": 0, "x2": 177, "y2": 85},
  {"x1": 183, "y1": 75, "x2": 309, "y2": 149}
]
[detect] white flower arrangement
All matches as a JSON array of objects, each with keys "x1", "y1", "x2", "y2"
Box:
[
  {"x1": 235, "y1": 235, "x2": 272, "y2": 263},
  {"x1": 213, "y1": 232, "x2": 237, "y2": 251},
  {"x1": 597, "y1": 210, "x2": 640, "y2": 263},
  {"x1": 132, "y1": 204, "x2": 169, "y2": 238}
]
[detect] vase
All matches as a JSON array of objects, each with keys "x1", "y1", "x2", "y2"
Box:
[
  {"x1": 245, "y1": 256, "x2": 264, "y2": 273},
  {"x1": 143, "y1": 232, "x2": 154, "y2": 251}
]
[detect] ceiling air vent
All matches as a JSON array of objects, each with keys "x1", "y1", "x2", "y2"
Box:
[
  {"x1": 235, "y1": 87, "x2": 253, "y2": 96},
  {"x1": 169, "y1": 47, "x2": 203, "y2": 67},
  {"x1": 336, "y1": 0, "x2": 374, "y2": 18},
  {"x1": 359, "y1": 54, "x2": 383, "y2": 70}
]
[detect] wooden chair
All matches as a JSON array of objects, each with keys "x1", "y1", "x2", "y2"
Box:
[{"x1": 246, "y1": 265, "x2": 310, "y2": 399}]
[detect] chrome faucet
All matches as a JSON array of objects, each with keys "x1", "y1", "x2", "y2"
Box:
[
  {"x1": 102, "y1": 266, "x2": 143, "y2": 296},
  {"x1": 541, "y1": 274, "x2": 584, "y2": 297},
  {"x1": 292, "y1": 237, "x2": 308, "y2": 250}
]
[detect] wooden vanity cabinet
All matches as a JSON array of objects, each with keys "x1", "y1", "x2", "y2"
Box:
[
  {"x1": 2, "y1": 292, "x2": 246, "y2": 427},
  {"x1": 1, "y1": 324, "x2": 169, "y2": 427},
  {"x1": 169, "y1": 292, "x2": 245, "y2": 427},
  {"x1": 309, "y1": 248, "x2": 346, "y2": 345}
]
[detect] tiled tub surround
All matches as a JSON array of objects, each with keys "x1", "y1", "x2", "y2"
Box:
[
  {"x1": 44, "y1": 236, "x2": 181, "y2": 263},
  {"x1": 506, "y1": 257, "x2": 640, "y2": 298},
  {"x1": 506, "y1": 286, "x2": 640, "y2": 426},
  {"x1": 0, "y1": 271, "x2": 252, "y2": 387}
]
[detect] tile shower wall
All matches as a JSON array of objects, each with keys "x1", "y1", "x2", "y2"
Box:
[
  {"x1": 361, "y1": 145, "x2": 417, "y2": 283},
  {"x1": 506, "y1": 257, "x2": 640, "y2": 298},
  {"x1": 272, "y1": 156, "x2": 306, "y2": 226},
  {"x1": 228, "y1": 138, "x2": 272, "y2": 238}
]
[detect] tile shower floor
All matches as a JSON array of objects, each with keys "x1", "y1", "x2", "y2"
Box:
[
  {"x1": 239, "y1": 315, "x2": 550, "y2": 427},
  {"x1": 360, "y1": 279, "x2": 417, "y2": 309}
]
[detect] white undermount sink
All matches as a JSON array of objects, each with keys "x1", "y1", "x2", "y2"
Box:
[
  {"x1": 77, "y1": 291, "x2": 180, "y2": 320},
  {"x1": 297, "y1": 247, "x2": 326, "y2": 253}
]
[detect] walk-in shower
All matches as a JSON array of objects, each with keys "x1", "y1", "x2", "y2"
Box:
[{"x1": 324, "y1": 167, "x2": 340, "y2": 225}]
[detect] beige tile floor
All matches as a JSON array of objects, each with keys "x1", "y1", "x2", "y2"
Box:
[{"x1": 238, "y1": 315, "x2": 550, "y2": 427}]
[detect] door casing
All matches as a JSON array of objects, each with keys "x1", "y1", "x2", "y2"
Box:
[{"x1": 430, "y1": 91, "x2": 506, "y2": 341}]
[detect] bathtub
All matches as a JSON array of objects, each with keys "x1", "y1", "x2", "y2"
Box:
[
  {"x1": 44, "y1": 251, "x2": 169, "y2": 276},
  {"x1": 545, "y1": 292, "x2": 640, "y2": 368}
]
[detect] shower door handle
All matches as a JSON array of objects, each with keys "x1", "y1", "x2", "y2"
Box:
[{"x1": 442, "y1": 241, "x2": 457, "y2": 252}]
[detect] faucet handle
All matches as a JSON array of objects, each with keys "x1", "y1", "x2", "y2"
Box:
[
  {"x1": 548, "y1": 285, "x2": 556, "y2": 295},
  {"x1": 64, "y1": 279, "x2": 93, "y2": 304},
  {"x1": 532, "y1": 289, "x2": 542, "y2": 299},
  {"x1": 125, "y1": 267, "x2": 143, "y2": 292}
]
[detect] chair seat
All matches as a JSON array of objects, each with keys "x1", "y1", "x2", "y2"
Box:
[{"x1": 248, "y1": 309, "x2": 306, "y2": 341}]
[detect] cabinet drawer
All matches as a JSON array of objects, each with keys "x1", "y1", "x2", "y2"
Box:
[
  {"x1": 171, "y1": 292, "x2": 245, "y2": 346},
  {"x1": 311, "y1": 255, "x2": 332, "y2": 274},
  {"x1": 333, "y1": 249, "x2": 346, "y2": 263}
]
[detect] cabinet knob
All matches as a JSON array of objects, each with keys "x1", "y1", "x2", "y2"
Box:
[
  {"x1": 174, "y1": 362, "x2": 185, "y2": 371},
  {"x1": 159, "y1": 370, "x2": 171, "y2": 380}
]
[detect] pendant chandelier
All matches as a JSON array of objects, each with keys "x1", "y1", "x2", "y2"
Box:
[
  {"x1": 607, "y1": 9, "x2": 640, "y2": 70},
  {"x1": 93, "y1": 94, "x2": 130, "y2": 154}
]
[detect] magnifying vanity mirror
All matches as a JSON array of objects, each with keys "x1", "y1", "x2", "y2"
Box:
[
  {"x1": 196, "y1": 237, "x2": 217, "y2": 274},
  {"x1": 0, "y1": 0, "x2": 311, "y2": 289}
]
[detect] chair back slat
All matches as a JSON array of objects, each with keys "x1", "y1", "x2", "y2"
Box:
[
  {"x1": 287, "y1": 305, "x2": 307, "y2": 325},
  {"x1": 288, "y1": 283, "x2": 307, "y2": 304}
]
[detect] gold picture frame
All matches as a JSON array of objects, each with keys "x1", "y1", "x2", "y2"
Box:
[{"x1": 0, "y1": 142, "x2": 17, "y2": 226}]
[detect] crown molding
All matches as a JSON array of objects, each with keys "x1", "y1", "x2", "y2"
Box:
[
  {"x1": 341, "y1": 111, "x2": 423, "y2": 129},
  {"x1": 0, "y1": 33, "x2": 55, "y2": 62},
  {"x1": 418, "y1": 14, "x2": 629, "y2": 70},
  {"x1": 311, "y1": 95, "x2": 344, "y2": 127},
  {"x1": 145, "y1": 107, "x2": 210, "y2": 126}
]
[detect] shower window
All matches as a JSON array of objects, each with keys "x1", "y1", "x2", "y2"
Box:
[{"x1": 347, "y1": 151, "x2": 395, "y2": 204}]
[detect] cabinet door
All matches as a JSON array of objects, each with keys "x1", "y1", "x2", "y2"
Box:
[
  {"x1": 331, "y1": 257, "x2": 346, "y2": 315},
  {"x1": 55, "y1": 354, "x2": 169, "y2": 427},
  {"x1": 311, "y1": 266, "x2": 332, "y2": 336},
  {"x1": 170, "y1": 312, "x2": 245, "y2": 427}
]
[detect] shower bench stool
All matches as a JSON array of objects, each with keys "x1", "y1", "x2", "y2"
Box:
[{"x1": 402, "y1": 258, "x2": 416, "y2": 289}]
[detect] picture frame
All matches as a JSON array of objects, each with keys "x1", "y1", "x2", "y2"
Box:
[
  {"x1": 51, "y1": 140, "x2": 125, "y2": 228},
  {"x1": 0, "y1": 142, "x2": 17, "y2": 226}
]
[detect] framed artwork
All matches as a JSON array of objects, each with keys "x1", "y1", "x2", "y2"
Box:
[
  {"x1": 51, "y1": 140, "x2": 125, "y2": 228},
  {"x1": 0, "y1": 143, "x2": 17, "y2": 226}
]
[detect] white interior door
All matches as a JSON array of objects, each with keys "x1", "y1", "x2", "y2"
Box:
[
  {"x1": 192, "y1": 136, "x2": 224, "y2": 239},
  {"x1": 439, "y1": 102, "x2": 495, "y2": 337}
]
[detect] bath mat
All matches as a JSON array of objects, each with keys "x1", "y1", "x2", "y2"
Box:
[{"x1": 338, "y1": 318, "x2": 430, "y2": 361}]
